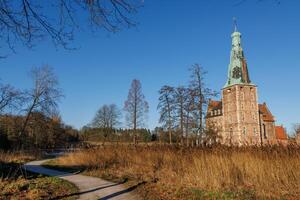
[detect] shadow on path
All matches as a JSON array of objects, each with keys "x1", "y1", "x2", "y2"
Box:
[
  {"x1": 51, "y1": 182, "x2": 123, "y2": 200},
  {"x1": 99, "y1": 182, "x2": 146, "y2": 200}
]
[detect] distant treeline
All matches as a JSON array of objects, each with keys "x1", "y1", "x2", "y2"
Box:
[
  {"x1": 0, "y1": 112, "x2": 79, "y2": 150},
  {"x1": 0, "y1": 66, "x2": 80, "y2": 151},
  {"x1": 81, "y1": 127, "x2": 153, "y2": 143}
]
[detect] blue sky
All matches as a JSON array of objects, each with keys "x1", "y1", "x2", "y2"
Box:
[{"x1": 0, "y1": 0, "x2": 299, "y2": 133}]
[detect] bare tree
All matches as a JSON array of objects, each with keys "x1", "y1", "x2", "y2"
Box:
[
  {"x1": 92, "y1": 104, "x2": 120, "y2": 129},
  {"x1": 174, "y1": 86, "x2": 188, "y2": 145},
  {"x1": 20, "y1": 65, "x2": 63, "y2": 143},
  {"x1": 124, "y1": 79, "x2": 148, "y2": 144},
  {"x1": 108, "y1": 104, "x2": 121, "y2": 129},
  {"x1": 184, "y1": 88, "x2": 197, "y2": 146},
  {"x1": 0, "y1": 0, "x2": 142, "y2": 52},
  {"x1": 157, "y1": 85, "x2": 175, "y2": 144},
  {"x1": 0, "y1": 83, "x2": 21, "y2": 113},
  {"x1": 189, "y1": 63, "x2": 217, "y2": 143}
]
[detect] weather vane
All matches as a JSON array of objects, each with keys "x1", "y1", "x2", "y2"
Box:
[{"x1": 233, "y1": 17, "x2": 238, "y2": 32}]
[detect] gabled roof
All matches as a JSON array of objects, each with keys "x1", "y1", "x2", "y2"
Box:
[
  {"x1": 275, "y1": 126, "x2": 288, "y2": 140},
  {"x1": 259, "y1": 103, "x2": 275, "y2": 122}
]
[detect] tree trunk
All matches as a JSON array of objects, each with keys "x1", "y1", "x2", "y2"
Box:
[{"x1": 19, "y1": 98, "x2": 37, "y2": 149}]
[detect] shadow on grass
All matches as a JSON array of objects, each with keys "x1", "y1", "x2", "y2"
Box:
[
  {"x1": 0, "y1": 161, "x2": 46, "y2": 180},
  {"x1": 41, "y1": 160, "x2": 83, "y2": 174}
]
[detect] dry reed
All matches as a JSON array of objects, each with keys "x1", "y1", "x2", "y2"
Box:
[{"x1": 55, "y1": 145, "x2": 300, "y2": 199}]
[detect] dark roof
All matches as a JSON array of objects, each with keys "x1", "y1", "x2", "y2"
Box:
[
  {"x1": 208, "y1": 100, "x2": 222, "y2": 111},
  {"x1": 206, "y1": 100, "x2": 223, "y2": 118},
  {"x1": 259, "y1": 103, "x2": 275, "y2": 122}
]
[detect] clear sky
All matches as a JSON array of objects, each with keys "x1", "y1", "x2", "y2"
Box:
[{"x1": 0, "y1": 0, "x2": 299, "y2": 133}]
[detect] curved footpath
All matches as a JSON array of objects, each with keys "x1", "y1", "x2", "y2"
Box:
[{"x1": 24, "y1": 160, "x2": 141, "y2": 200}]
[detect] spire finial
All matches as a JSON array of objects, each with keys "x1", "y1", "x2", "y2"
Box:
[{"x1": 233, "y1": 17, "x2": 238, "y2": 32}]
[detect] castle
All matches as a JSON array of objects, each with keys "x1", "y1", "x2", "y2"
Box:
[{"x1": 206, "y1": 25, "x2": 287, "y2": 146}]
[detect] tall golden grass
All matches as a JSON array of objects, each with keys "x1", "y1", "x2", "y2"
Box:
[
  {"x1": 0, "y1": 151, "x2": 36, "y2": 164},
  {"x1": 55, "y1": 145, "x2": 300, "y2": 199}
]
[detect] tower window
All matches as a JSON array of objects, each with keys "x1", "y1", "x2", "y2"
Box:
[
  {"x1": 243, "y1": 127, "x2": 246, "y2": 135},
  {"x1": 254, "y1": 127, "x2": 257, "y2": 135},
  {"x1": 229, "y1": 127, "x2": 233, "y2": 145},
  {"x1": 241, "y1": 92, "x2": 245, "y2": 100}
]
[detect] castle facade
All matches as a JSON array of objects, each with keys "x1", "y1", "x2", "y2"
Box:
[{"x1": 206, "y1": 27, "x2": 286, "y2": 146}]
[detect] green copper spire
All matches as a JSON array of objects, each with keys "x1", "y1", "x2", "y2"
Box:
[{"x1": 224, "y1": 20, "x2": 251, "y2": 88}]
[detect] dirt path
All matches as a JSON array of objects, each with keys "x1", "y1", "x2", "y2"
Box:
[{"x1": 24, "y1": 160, "x2": 141, "y2": 200}]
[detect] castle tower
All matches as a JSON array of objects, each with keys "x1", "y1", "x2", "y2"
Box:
[{"x1": 222, "y1": 24, "x2": 261, "y2": 145}]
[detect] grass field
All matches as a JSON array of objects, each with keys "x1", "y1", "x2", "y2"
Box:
[
  {"x1": 45, "y1": 145, "x2": 300, "y2": 200},
  {"x1": 0, "y1": 151, "x2": 79, "y2": 200}
]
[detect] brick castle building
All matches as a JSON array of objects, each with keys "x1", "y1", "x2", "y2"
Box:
[{"x1": 206, "y1": 26, "x2": 287, "y2": 146}]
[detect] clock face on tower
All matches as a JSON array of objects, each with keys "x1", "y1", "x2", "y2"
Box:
[{"x1": 232, "y1": 66, "x2": 242, "y2": 79}]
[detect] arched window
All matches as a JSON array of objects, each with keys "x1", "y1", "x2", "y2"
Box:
[
  {"x1": 263, "y1": 124, "x2": 267, "y2": 139},
  {"x1": 251, "y1": 93, "x2": 255, "y2": 101}
]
